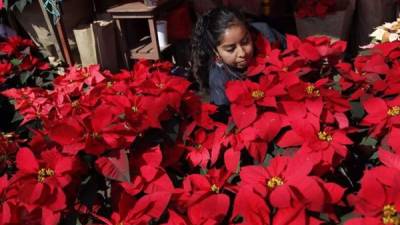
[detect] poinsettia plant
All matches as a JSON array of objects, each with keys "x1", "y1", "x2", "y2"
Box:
[
  {"x1": 2, "y1": 33, "x2": 400, "y2": 225},
  {"x1": 295, "y1": 0, "x2": 337, "y2": 18}
]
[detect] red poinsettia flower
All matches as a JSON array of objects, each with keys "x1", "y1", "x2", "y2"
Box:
[
  {"x1": 239, "y1": 155, "x2": 325, "y2": 211},
  {"x1": 12, "y1": 148, "x2": 80, "y2": 215},
  {"x1": 174, "y1": 169, "x2": 231, "y2": 225},
  {"x1": 0, "y1": 36, "x2": 33, "y2": 56},
  {"x1": 225, "y1": 75, "x2": 285, "y2": 129},
  {"x1": 0, "y1": 132, "x2": 19, "y2": 173},
  {"x1": 298, "y1": 36, "x2": 347, "y2": 64},
  {"x1": 373, "y1": 41, "x2": 400, "y2": 61},
  {"x1": 297, "y1": 126, "x2": 352, "y2": 170},
  {"x1": 53, "y1": 65, "x2": 105, "y2": 96},
  {"x1": 2, "y1": 87, "x2": 55, "y2": 125},
  {"x1": 0, "y1": 61, "x2": 12, "y2": 83},
  {"x1": 139, "y1": 70, "x2": 190, "y2": 110},
  {"x1": 119, "y1": 146, "x2": 174, "y2": 196},
  {"x1": 93, "y1": 191, "x2": 171, "y2": 225},
  {"x1": 361, "y1": 96, "x2": 400, "y2": 145},
  {"x1": 346, "y1": 166, "x2": 400, "y2": 225},
  {"x1": 184, "y1": 128, "x2": 215, "y2": 169},
  {"x1": 49, "y1": 104, "x2": 134, "y2": 155},
  {"x1": 247, "y1": 34, "x2": 282, "y2": 76},
  {"x1": 105, "y1": 92, "x2": 163, "y2": 130}
]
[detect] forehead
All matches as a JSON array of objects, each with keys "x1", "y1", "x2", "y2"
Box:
[{"x1": 218, "y1": 24, "x2": 249, "y2": 46}]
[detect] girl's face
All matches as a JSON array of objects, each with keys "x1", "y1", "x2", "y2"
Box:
[{"x1": 216, "y1": 23, "x2": 254, "y2": 69}]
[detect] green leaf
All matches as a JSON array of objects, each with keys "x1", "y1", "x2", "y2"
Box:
[
  {"x1": 200, "y1": 168, "x2": 208, "y2": 175},
  {"x1": 19, "y1": 71, "x2": 31, "y2": 84},
  {"x1": 10, "y1": 58, "x2": 21, "y2": 66},
  {"x1": 272, "y1": 144, "x2": 285, "y2": 156},
  {"x1": 262, "y1": 153, "x2": 273, "y2": 166},
  {"x1": 11, "y1": 111, "x2": 23, "y2": 123},
  {"x1": 339, "y1": 212, "x2": 358, "y2": 224},
  {"x1": 360, "y1": 136, "x2": 378, "y2": 147},
  {"x1": 332, "y1": 74, "x2": 342, "y2": 91},
  {"x1": 350, "y1": 101, "x2": 365, "y2": 120}
]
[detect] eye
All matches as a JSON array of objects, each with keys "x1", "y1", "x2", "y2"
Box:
[
  {"x1": 225, "y1": 47, "x2": 235, "y2": 53},
  {"x1": 241, "y1": 36, "x2": 250, "y2": 45}
]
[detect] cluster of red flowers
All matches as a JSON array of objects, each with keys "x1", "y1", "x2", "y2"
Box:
[
  {"x1": 0, "y1": 36, "x2": 51, "y2": 88},
  {"x1": 295, "y1": 0, "x2": 337, "y2": 18},
  {"x1": 1, "y1": 34, "x2": 400, "y2": 224}
]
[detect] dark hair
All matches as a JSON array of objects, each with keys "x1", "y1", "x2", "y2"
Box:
[{"x1": 190, "y1": 7, "x2": 250, "y2": 90}]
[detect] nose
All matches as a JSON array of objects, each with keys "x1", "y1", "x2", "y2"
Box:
[{"x1": 237, "y1": 45, "x2": 245, "y2": 58}]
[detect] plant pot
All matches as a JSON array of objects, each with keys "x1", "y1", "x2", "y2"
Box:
[{"x1": 295, "y1": 0, "x2": 355, "y2": 40}]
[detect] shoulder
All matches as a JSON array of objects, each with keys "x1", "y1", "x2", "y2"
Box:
[{"x1": 209, "y1": 63, "x2": 229, "y2": 88}]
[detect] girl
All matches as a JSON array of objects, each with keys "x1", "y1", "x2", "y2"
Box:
[{"x1": 190, "y1": 7, "x2": 285, "y2": 106}]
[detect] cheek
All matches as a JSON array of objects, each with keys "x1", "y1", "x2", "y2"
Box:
[
  {"x1": 244, "y1": 44, "x2": 254, "y2": 57},
  {"x1": 219, "y1": 52, "x2": 236, "y2": 64}
]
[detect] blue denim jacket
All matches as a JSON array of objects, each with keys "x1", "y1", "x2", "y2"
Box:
[{"x1": 209, "y1": 22, "x2": 286, "y2": 106}]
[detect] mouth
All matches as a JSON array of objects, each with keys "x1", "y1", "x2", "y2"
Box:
[{"x1": 236, "y1": 60, "x2": 249, "y2": 67}]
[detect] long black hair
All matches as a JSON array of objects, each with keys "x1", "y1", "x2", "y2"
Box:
[{"x1": 190, "y1": 7, "x2": 250, "y2": 90}]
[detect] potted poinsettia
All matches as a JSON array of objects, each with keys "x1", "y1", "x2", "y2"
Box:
[{"x1": 294, "y1": 0, "x2": 355, "y2": 40}]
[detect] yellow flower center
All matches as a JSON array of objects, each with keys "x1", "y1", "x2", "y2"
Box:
[
  {"x1": 91, "y1": 132, "x2": 101, "y2": 139},
  {"x1": 71, "y1": 100, "x2": 80, "y2": 108},
  {"x1": 251, "y1": 90, "x2": 265, "y2": 100},
  {"x1": 106, "y1": 81, "x2": 114, "y2": 88},
  {"x1": 82, "y1": 72, "x2": 90, "y2": 78},
  {"x1": 267, "y1": 176, "x2": 284, "y2": 189},
  {"x1": 210, "y1": 184, "x2": 220, "y2": 193},
  {"x1": 382, "y1": 205, "x2": 400, "y2": 225},
  {"x1": 37, "y1": 168, "x2": 55, "y2": 183},
  {"x1": 194, "y1": 144, "x2": 202, "y2": 149},
  {"x1": 156, "y1": 83, "x2": 165, "y2": 89},
  {"x1": 131, "y1": 106, "x2": 139, "y2": 113},
  {"x1": 388, "y1": 106, "x2": 400, "y2": 117},
  {"x1": 318, "y1": 131, "x2": 333, "y2": 142},
  {"x1": 305, "y1": 85, "x2": 320, "y2": 97}
]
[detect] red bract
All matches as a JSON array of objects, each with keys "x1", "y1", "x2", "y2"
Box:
[
  {"x1": 373, "y1": 41, "x2": 400, "y2": 61},
  {"x1": 0, "y1": 36, "x2": 34, "y2": 56},
  {"x1": 239, "y1": 156, "x2": 324, "y2": 210},
  {"x1": 175, "y1": 169, "x2": 231, "y2": 225},
  {"x1": 239, "y1": 155, "x2": 344, "y2": 224},
  {"x1": 247, "y1": 34, "x2": 282, "y2": 76},
  {"x1": 12, "y1": 148, "x2": 81, "y2": 221},
  {"x1": 297, "y1": 127, "x2": 352, "y2": 170},
  {"x1": 286, "y1": 78, "x2": 351, "y2": 127},
  {"x1": 140, "y1": 70, "x2": 190, "y2": 110},
  {"x1": 362, "y1": 97, "x2": 400, "y2": 147},
  {"x1": 94, "y1": 192, "x2": 171, "y2": 225},
  {"x1": 104, "y1": 92, "x2": 163, "y2": 130},
  {"x1": 0, "y1": 61, "x2": 12, "y2": 83},
  {"x1": 184, "y1": 128, "x2": 214, "y2": 169},
  {"x1": 53, "y1": 65, "x2": 105, "y2": 96},
  {"x1": 231, "y1": 186, "x2": 270, "y2": 225},
  {"x1": 0, "y1": 132, "x2": 19, "y2": 172},
  {"x1": 346, "y1": 166, "x2": 400, "y2": 225},
  {"x1": 2, "y1": 87, "x2": 54, "y2": 125},
  {"x1": 48, "y1": 105, "x2": 134, "y2": 155},
  {"x1": 120, "y1": 146, "x2": 174, "y2": 196},
  {"x1": 225, "y1": 75, "x2": 285, "y2": 129}
]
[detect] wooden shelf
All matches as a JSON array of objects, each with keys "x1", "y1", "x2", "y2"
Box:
[{"x1": 130, "y1": 36, "x2": 170, "y2": 60}]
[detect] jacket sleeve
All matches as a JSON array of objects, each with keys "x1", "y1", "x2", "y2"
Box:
[{"x1": 209, "y1": 65, "x2": 230, "y2": 106}]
